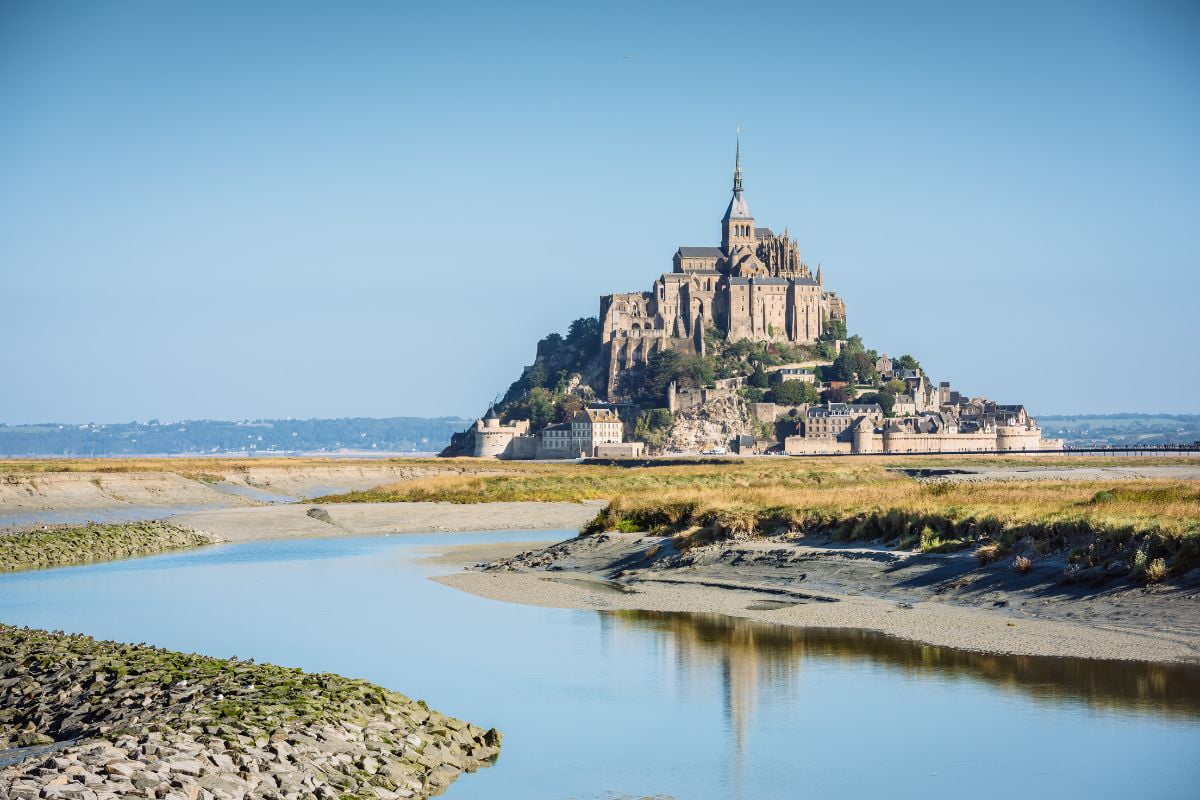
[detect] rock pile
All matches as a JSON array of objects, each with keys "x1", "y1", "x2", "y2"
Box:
[
  {"x1": 662, "y1": 396, "x2": 758, "y2": 453},
  {"x1": 0, "y1": 625, "x2": 501, "y2": 799},
  {"x1": 0, "y1": 522, "x2": 215, "y2": 573}
]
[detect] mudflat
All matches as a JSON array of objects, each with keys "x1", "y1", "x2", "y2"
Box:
[
  {"x1": 435, "y1": 531, "x2": 1200, "y2": 663},
  {"x1": 172, "y1": 500, "x2": 605, "y2": 542}
]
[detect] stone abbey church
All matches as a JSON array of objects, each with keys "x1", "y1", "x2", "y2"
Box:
[{"x1": 600, "y1": 144, "x2": 847, "y2": 399}]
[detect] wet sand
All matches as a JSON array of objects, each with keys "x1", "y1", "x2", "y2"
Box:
[
  {"x1": 172, "y1": 501, "x2": 605, "y2": 542},
  {"x1": 433, "y1": 533, "x2": 1200, "y2": 663}
]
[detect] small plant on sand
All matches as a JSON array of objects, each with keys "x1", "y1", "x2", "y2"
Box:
[
  {"x1": 1012, "y1": 555, "x2": 1033, "y2": 574},
  {"x1": 1091, "y1": 489, "x2": 1116, "y2": 504},
  {"x1": 918, "y1": 527, "x2": 941, "y2": 552},
  {"x1": 896, "y1": 530, "x2": 919, "y2": 550},
  {"x1": 974, "y1": 542, "x2": 1003, "y2": 565},
  {"x1": 918, "y1": 526, "x2": 971, "y2": 554},
  {"x1": 1145, "y1": 558, "x2": 1168, "y2": 583}
]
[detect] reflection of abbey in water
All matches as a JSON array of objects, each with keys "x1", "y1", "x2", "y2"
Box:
[
  {"x1": 608, "y1": 610, "x2": 1200, "y2": 724},
  {"x1": 600, "y1": 142, "x2": 846, "y2": 400}
]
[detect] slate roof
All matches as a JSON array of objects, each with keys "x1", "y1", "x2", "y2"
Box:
[
  {"x1": 723, "y1": 191, "x2": 752, "y2": 220},
  {"x1": 808, "y1": 402, "x2": 884, "y2": 417},
  {"x1": 578, "y1": 407, "x2": 621, "y2": 423},
  {"x1": 676, "y1": 247, "x2": 724, "y2": 258},
  {"x1": 755, "y1": 227, "x2": 775, "y2": 239}
]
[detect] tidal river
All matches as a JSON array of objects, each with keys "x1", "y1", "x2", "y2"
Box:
[{"x1": 1, "y1": 531, "x2": 1198, "y2": 799}]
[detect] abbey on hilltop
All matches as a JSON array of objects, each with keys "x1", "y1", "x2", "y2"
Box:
[{"x1": 600, "y1": 141, "x2": 847, "y2": 399}]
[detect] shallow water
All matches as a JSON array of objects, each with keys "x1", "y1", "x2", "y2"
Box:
[{"x1": 1, "y1": 531, "x2": 1198, "y2": 799}]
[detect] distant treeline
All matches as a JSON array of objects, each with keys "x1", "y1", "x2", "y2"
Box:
[
  {"x1": 1036, "y1": 414, "x2": 1200, "y2": 447},
  {"x1": 0, "y1": 417, "x2": 471, "y2": 456}
]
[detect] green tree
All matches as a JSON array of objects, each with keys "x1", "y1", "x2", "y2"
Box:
[
  {"x1": 858, "y1": 391, "x2": 896, "y2": 416},
  {"x1": 738, "y1": 387, "x2": 765, "y2": 402},
  {"x1": 895, "y1": 354, "x2": 922, "y2": 372},
  {"x1": 634, "y1": 408, "x2": 674, "y2": 448},
  {"x1": 525, "y1": 361, "x2": 548, "y2": 390},
  {"x1": 748, "y1": 364, "x2": 770, "y2": 388},
  {"x1": 830, "y1": 337, "x2": 877, "y2": 385},
  {"x1": 536, "y1": 333, "x2": 564, "y2": 362},
  {"x1": 554, "y1": 394, "x2": 584, "y2": 423},
  {"x1": 820, "y1": 319, "x2": 847, "y2": 341},
  {"x1": 566, "y1": 317, "x2": 599, "y2": 346},
  {"x1": 769, "y1": 380, "x2": 820, "y2": 405},
  {"x1": 885, "y1": 379, "x2": 908, "y2": 396},
  {"x1": 527, "y1": 388, "x2": 555, "y2": 430},
  {"x1": 679, "y1": 354, "x2": 716, "y2": 389},
  {"x1": 645, "y1": 349, "x2": 683, "y2": 398}
]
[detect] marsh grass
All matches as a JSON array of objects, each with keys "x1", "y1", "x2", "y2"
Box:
[{"x1": 319, "y1": 457, "x2": 1200, "y2": 578}]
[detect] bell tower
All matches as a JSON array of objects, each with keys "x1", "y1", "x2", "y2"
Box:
[{"x1": 721, "y1": 135, "x2": 755, "y2": 252}]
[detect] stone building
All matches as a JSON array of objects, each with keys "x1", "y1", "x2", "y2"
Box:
[
  {"x1": 600, "y1": 143, "x2": 847, "y2": 400},
  {"x1": 468, "y1": 407, "x2": 630, "y2": 460},
  {"x1": 802, "y1": 402, "x2": 885, "y2": 440},
  {"x1": 538, "y1": 407, "x2": 624, "y2": 458},
  {"x1": 471, "y1": 407, "x2": 530, "y2": 457},
  {"x1": 784, "y1": 401, "x2": 1062, "y2": 455}
]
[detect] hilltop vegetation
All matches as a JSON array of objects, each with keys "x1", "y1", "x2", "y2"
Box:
[{"x1": 473, "y1": 313, "x2": 926, "y2": 454}]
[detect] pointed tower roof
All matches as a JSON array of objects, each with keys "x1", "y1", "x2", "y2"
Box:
[
  {"x1": 483, "y1": 405, "x2": 499, "y2": 421},
  {"x1": 722, "y1": 135, "x2": 752, "y2": 221}
]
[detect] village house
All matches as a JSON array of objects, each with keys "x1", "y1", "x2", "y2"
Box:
[{"x1": 470, "y1": 406, "x2": 640, "y2": 460}]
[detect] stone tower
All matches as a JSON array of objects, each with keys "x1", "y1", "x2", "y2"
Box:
[{"x1": 721, "y1": 137, "x2": 755, "y2": 252}]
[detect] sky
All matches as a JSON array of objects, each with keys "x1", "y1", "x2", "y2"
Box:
[{"x1": 1, "y1": 0, "x2": 1197, "y2": 424}]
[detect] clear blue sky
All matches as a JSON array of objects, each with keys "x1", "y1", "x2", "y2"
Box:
[{"x1": 2, "y1": 0, "x2": 1197, "y2": 424}]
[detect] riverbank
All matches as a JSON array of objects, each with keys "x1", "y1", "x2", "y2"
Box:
[
  {"x1": 435, "y1": 531, "x2": 1200, "y2": 663},
  {"x1": 0, "y1": 459, "x2": 512, "y2": 529},
  {"x1": 0, "y1": 624, "x2": 500, "y2": 799},
  {"x1": 0, "y1": 521, "x2": 217, "y2": 572},
  {"x1": 172, "y1": 501, "x2": 606, "y2": 543},
  {"x1": 0, "y1": 503, "x2": 602, "y2": 572}
]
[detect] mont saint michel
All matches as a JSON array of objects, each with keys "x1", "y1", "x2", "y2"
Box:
[
  {"x1": 448, "y1": 144, "x2": 1058, "y2": 460},
  {"x1": 2, "y1": 4, "x2": 1197, "y2": 800}
]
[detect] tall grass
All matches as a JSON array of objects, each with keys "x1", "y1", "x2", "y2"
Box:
[{"x1": 307, "y1": 457, "x2": 1200, "y2": 578}]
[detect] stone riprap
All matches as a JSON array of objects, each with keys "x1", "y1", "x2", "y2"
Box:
[
  {"x1": 0, "y1": 522, "x2": 215, "y2": 572},
  {"x1": 0, "y1": 625, "x2": 501, "y2": 799}
]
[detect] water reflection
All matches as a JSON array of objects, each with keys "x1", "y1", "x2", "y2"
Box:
[{"x1": 609, "y1": 611, "x2": 1200, "y2": 753}]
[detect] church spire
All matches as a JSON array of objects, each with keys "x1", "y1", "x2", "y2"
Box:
[
  {"x1": 721, "y1": 131, "x2": 754, "y2": 250},
  {"x1": 733, "y1": 131, "x2": 743, "y2": 193}
]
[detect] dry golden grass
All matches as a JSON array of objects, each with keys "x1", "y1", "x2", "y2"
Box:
[
  {"x1": 4, "y1": 454, "x2": 1198, "y2": 576},
  {"x1": 312, "y1": 456, "x2": 1200, "y2": 576}
]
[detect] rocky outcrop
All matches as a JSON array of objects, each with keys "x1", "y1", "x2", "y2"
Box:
[
  {"x1": 662, "y1": 395, "x2": 758, "y2": 453},
  {"x1": 0, "y1": 625, "x2": 501, "y2": 799},
  {"x1": 0, "y1": 522, "x2": 216, "y2": 572}
]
